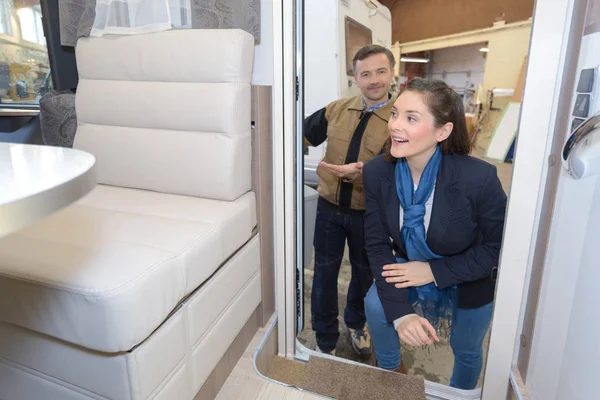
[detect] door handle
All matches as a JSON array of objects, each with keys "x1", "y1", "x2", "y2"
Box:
[{"x1": 562, "y1": 112, "x2": 600, "y2": 179}]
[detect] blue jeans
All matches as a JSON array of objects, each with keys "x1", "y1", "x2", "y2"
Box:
[
  {"x1": 311, "y1": 198, "x2": 374, "y2": 353},
  {"x1": 364, "y1": 284, "x2": 493, "y2": 390}
]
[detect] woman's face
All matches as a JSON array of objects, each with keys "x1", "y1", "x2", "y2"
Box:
[{"x1": 388, "y1": 91, "x2": 452, "y2": 160}]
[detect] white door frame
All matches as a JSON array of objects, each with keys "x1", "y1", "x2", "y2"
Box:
[
  {"x1": 271, "y1": 0, "x2": 580, "y2": 399},
  {"x1": 514, "y1": 0, "x2": 591, "y2": 382},
  {"x1": 482, "y1": 0, "x2": 581, "y2": 398},
  {"x1": 273, "y1": 0, "x2": 298, "y2": 358}
]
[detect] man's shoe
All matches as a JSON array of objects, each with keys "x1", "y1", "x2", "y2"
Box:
[
  {"x1": 349, "y1": 326, "x2": 372, "y2": 356},
  {"x1": 315, "y1": 344, "x2": 337, "y2": 356}
]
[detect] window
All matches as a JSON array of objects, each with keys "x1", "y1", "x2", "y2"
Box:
[
  {"x1": 0, "y1": 0, "x2": 51, "y2": 106},
  {"x1": 0, "y1": 0, "x2": 11, "y2": 35},
  {"x1": 18, "y1": 6, "x2": 44, "y2": 45},
  {"x1": 170, "y1": 0, "x2": 192, "y2": 29}
]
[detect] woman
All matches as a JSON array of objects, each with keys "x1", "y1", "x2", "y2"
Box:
[{"x1": 362, "y1": 78, "x2": 507, "y2": 390}]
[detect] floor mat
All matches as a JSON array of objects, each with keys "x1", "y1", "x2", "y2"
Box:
[
  {"x1": 266, "y1": 356, "x2": 307, "y2": 388},
  {"x1": 267, "y1": 355, "x2": 427, "y2": 399},
  {"x1": 302, "y1": 356, "x2": 426, "y2": 400}
]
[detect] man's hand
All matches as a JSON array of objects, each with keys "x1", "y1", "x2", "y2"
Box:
[
  {"x1": 397, "y1": 315, "x2": 440, "y2": 347},
  {"x1": 383, "y1": 261, "x2": 434, "y2": 288},
  {"x1": 319, "y1": 161, "x2": 364, "y2": 180}
]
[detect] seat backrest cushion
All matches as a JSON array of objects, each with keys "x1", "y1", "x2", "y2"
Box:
[{"x1": 74, "y1": 29, "x2": 254, "y2": 201}]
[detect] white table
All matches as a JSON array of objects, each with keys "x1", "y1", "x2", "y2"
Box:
[{"x1": 0, "y1": 143, "x2": 96, "y2": 237}]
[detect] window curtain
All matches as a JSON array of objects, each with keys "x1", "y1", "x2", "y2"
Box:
[
  {"x1": 91, "y1": 0, "x2": 181, "y2": 36},
  {"x1": 58, "y1": 0, "x2": 260, "y2": 47}
]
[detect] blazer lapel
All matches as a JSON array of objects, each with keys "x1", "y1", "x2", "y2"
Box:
[
  {"x1": 381, "y1": 173, "x2": 405, "y2": 254},
  {"x1": 427, "y1": 155, "x2": 459, "y2": 250}
]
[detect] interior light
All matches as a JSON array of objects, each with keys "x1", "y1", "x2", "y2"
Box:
[{"x1": 400, "y1": 57, "x2": 430, "y2": 63}]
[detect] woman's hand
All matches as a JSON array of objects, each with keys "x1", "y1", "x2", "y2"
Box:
[
  {"x1": 382, "y1": 261, "x2": 435, "y2": 288},
  {"x1": 397, "y1": 315, "x2": 440, "y2": 346}
]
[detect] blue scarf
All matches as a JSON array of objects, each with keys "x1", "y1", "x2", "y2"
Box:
[{"x1": 394, "y1": 146, "x2": 455, "y2": 330}]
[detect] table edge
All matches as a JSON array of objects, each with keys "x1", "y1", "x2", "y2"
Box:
[{"x1": 0, "y1": 161, "x2": 97, "y2": 237}]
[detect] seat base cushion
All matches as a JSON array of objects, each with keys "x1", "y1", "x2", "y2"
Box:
[
  {"x1": 0, "y1": 236, "x2": 261, "y2": 400},
  {"x1": 0, "y1": 185, "x2": 256, "y2": 352}
]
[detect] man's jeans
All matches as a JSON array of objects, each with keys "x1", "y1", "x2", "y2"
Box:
[
  {"x1": 311, "y1": 198, "x2": 373, "y2": 353},
  {"x1": 364, "y1": 284, "x2": 493, "y2": 390}
]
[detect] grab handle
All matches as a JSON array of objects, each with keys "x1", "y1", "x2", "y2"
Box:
[{"x1": 562, "y1": 112, "x2": 600, "y2": 179}]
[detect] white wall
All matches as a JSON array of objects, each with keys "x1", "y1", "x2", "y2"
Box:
[
  {"x1": 525, "y1": 31, "x2": 600, "y2": 400},
  {"x1": 555, "y1": 195, "x2": 600, "y2": 400},
  {"x1": 251, "y1": 0, "x2": 274, "y2": 86},
  {"x1": 428, "y1": 43, "x2": 486, "y2": 92},
  {"x1": 481, "y1": 24, "x2": 531, "y2": 93},
  {"x1": 305, "y1": 0, "x2": 339, "y2": 116},
  {"x1": 303, "y1": 0, "x2": 339, "y2": 180}
]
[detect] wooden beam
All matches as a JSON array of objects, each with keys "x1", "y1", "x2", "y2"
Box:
[{"x1": 394, "y1": 20, "x2": 531, "y2": 54}]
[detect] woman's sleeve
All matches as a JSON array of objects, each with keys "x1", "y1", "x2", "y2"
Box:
[
  {"x1": 363, "y1": 159, "x2": 415, "y2": 322},
  {"x1": 428, "y1": 165, "x2": 507, "y2": 288}
]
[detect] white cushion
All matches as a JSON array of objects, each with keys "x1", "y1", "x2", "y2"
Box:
[
  {"x1": 0, "y1": 185, "x2": 256, "y2": 353},
  {"x1": 73, "y1": 29, "x2": 255, "y2": 201}
]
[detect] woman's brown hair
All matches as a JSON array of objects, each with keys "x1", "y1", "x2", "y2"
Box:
[{"x1": 383, "y1": 78, "x2": 472, "y2": 162}]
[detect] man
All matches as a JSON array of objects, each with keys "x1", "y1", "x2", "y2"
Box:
[{"x1": 304, "y1": 44, "x2": 396, "y2": 356}]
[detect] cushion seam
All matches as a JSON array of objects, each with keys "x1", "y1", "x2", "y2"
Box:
[
  {"x1": 146, "y1": 354, "x2": 188, "y2": 399},
  {"x1": 79, "y1": 201, "x2": 252, "y2": 223},
  {"x1": 77, "y1": 121, "x2": 250, "y2": 138},
  {"x1": 190, "y1": 269, "x2": 259, "y2": 351}
]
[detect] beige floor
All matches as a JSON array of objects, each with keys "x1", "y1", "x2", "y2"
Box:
[{"x1": 216, "y1": 327, "x2": 323, "y2": 400}]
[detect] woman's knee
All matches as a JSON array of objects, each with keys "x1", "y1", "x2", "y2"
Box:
[{"x1": 450, "y1": 334, "x2": 483, "y2": 359}]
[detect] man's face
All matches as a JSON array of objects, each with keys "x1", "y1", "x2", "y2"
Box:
[{"x1": 354, "y1": 53, "x2": 394, "y2": 104}]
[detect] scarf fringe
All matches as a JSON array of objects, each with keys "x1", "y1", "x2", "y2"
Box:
[{"x1": 409, "y1": 284, "x2": 457, "y2": 338}]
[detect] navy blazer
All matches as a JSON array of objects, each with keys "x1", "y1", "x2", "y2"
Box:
[{"x1": 363, "y1": 154, "x2": 507, "y2": 323}]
